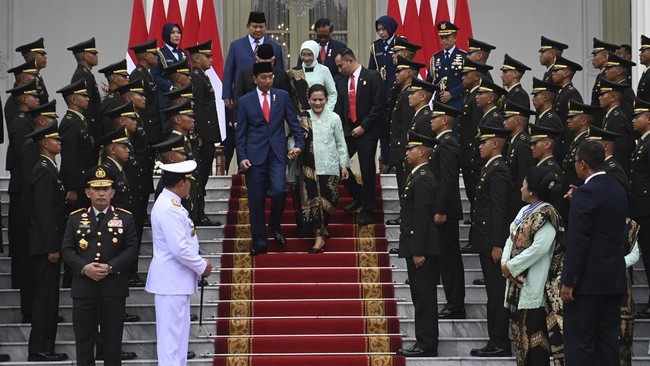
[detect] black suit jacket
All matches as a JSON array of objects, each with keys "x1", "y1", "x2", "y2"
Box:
[
  {"x1": 409, "y1": 106, "x2": 436, "y2": 139},
  {"x1": 335, "y1": 67, "x2": 385, "y2": 140},
  {"x1": 637, "y1": 68, "x2": 650, "y2": 102},
  {"x1": 535, "y1": 108, "x2": 564, "y2": 131},
  {"x1": 100, "y1": 89, "x2": 122, "y2": 136},
  {"x1": 234, "y1": 66, "x2": 292, "y2": 103},
  {"x1": 562, "y1": 131, "x2": 588, "y2": 188},
  {"x1": 297, "y1": 38, "x2": 347, "y2": 82},
  {"x1": 130, "y1": 65, "x2": 161, "y2": 143},
  {"x1": 470, "y1": 156, "x2": 510, "y2": 251},
  {"x1": 388, "y1": 85, "x2": 414, "y2": 166},
  {"x1": 59, "y1": 110, "x2": 94, "y2": 192},
  {"x1": 28, "y1": 156, "x2": 66, "y2": 255},
  {"x1": 430, "y1": 131, "x2": 463, "y2": 220},
  {"x1": 605, "y1": 156, "x2": 628, "y2": 192},
  {"x1": 192, "y1": 67, "x2": 222, "y2": 143},
  {"x1": 479, "y1": 107, "x2": 504, "y2": 128},
  {"x1": 62, "y1": 206, "x2": 138, "y2": 298},
  {"x1": 504, "y1": 84, "x2": 530, "y2": 109},
  {"x1": 6, "y1": 112, "x2": 34, "y2": 193},
  {"x1": 71, "y1": 65, "x2": 102, "y2": 140},
  {"x1": 398, "y1": 163, "x2": 441, "y2": 257},
  {"x1": 554, "y1": 82, "x2": 583, "y2": 123},
  {"x1": 602, "y1": 106, "x2": 634, "y2": 173},
  {"x1": 562, "y1": 173, "x2": 627, "y2": 295},
  {"x1": 629, "y1": 133, "x2": 650, "y2": 219}
]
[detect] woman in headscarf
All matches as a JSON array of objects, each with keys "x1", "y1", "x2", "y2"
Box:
[
  {"x1": 287, "y1": 40, "x2": 337, "y2": 112},
  {"x1": 151, "y1": 23, "x2": 188, "y2": 111},
  {"x1": 289, "y1": 84, "x2": 349, "y2": 253},
  {"x1": 500, "y1": 166, "x2": 565, "y2": 366}
]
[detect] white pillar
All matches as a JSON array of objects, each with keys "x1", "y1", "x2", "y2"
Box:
[{"x1": 631, "y1": 0, "x2": 650, "y2": 88}]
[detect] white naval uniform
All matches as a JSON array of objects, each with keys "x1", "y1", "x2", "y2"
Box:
[{"x1": 145, "y1": 188, "x2": 207, "y2": 366}]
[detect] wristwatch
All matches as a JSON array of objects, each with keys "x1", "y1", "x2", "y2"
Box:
[{"x1": 108, "y1": 265, "x2": 114, "y2": 274}]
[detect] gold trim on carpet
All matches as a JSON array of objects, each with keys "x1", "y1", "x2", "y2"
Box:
[
  {"x1": 235, "y1": 224, "x2": 252, "y2": 238},
  {"x1": 360, "y1": 268, "x2": 380, "y2": 283},
  {"x1": 232, "y1": 269, "x2": 252, "y2": 284},
  {"x1": 370, "y1": 355, "x2": 394, "y2": 366},
  {"x1": 227, "y1": 338, "x2": 250, "y2": 354},
  {"x1": 366, "y1": 318, "x2": 388, "y2": 334},
  {"x1": 364, "y1": 300, "x2": 386, "y2": 316},
  {"x1": 233, "y1": 253, "x2": 253, "y2": 268},
  {"x1": 226, "y1": 356, "x2": 249, "y2": 366},
  {"x1": 356, "y1": 237, "x2": 377, "y2": 252},
  {"x1": 362, "y1": 283, "x2": 383, "y2": 299},
  {"x1": 229, "y1": 301, "x2": 251, "y2": 318},
  {"x1": 237, "y1": 211, "x2": 250, "y2": 224},
  {"x1": 231, "y1": 284, "x2": 252, "y2": 301},
  {"x1": 356, "y1": 224, "x2": 376, "y2": 238},
  {"x1": 234, "y1": 239, "x2": 251, "y2": 252},
  {"x1": 359, "y1": 253, "x2": 379, "y2": 267},
  {"x1": 228, "y1": 319, "x2": 251, "y2": 335},
  {"x1": 368, "y1": 336, "x2": 391, "y2": 353}
]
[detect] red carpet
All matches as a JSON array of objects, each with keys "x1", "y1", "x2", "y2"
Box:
[{"x1": 214, "y1": 175, "x2": 405, "y2": 366}]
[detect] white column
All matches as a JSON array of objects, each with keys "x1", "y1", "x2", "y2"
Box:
[{"x1": 632, "y1": 0, "x2": 650, "y2": 88}]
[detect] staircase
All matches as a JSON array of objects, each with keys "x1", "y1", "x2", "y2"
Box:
[{"x1": 0, "y1": 175, "x2": 649, "y2": 365}]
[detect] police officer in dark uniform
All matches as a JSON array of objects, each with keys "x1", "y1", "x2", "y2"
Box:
[
  {"x1": 531, "y1": 77, "x2": 563, "y2": 130},
  {"x1": 58, "y1": 79, "x2": 94, "y2": 212},
  {"x1": 637, "y1": 35, "x2": 650, "y2": 102},
  {"x1": 476, "y1": 79, "x2": 507, "y2": 128},
  {"x1": 187, "y1": 40, "x2": 222, "y2": 226},
  {"x1": 15, "y1": 37, "x2": 49, "y2": 105},
  {"x1": 395, "y1": 132, "x2": 440, "y2": 358},
  {"x1": 407, "y1": 78, "x2": 437, "y2": 139},
  {"x1": 68, "y1": 38, "x2": 101, "y2": 144},
  {"x1": 469, "y1": 125, "x2": 511, "y2": 357},
  {"x1": 529, "y1": 124, "x2": 563, "y2": 177},
  {"x1": 500, "y1": 54, "x2": 531, "y2": 109},
  {"x1": 590, "y1": 38, "x2": 619, "y2": 125},
  {"x1": 99, "y1": 59, "x2": 131, "y2": 134},
  {"x1": 466, "y1": 38, "x2": 496, "y2": 82},
  {"x1": 597, "y1": 78, "x2": 635, "y2": 172},
  {"x1": 538, "y1": 36, "x2": 568, "y2": 83},
  {"x1": 164, "y1": 83, "x2": 193, "y2": 105},
  {"x1": 586, "y1": 125, "x2": 627, "y2": 190},
  {"x1": 630, "y1": 97, "x2": 650, "y2": 318},
  {"x1": 98, "y1": 127, "x2": 133, "y2": 212},
  {"x1": 61, "y1": 166, "x2": 139, "y2": 366},
  {"x1": 428, "y1": 21, "x2": 466, "y2": 113},
  {"x1": 502, "y1": 102, "x2": 536, "y2": 223},
  {"x1": 551, "y1": 55, "x2": 584, "y2": 162},
  {"x1": 164, "y1": 59, "x2": 193, "y2": 89},
  {"x1": 562, "y1": 100, "x2": 599, "y2": 188},
  {"x1": 129, "y1": 39, "x2": 162, "y2": 144},
  {"x1": 5, "y1": 60, "x2": 42, "y2": 127},
  {"x1": 603, "y1": 51, "x2": 637, "y2": 120},
  {"x1": 429, "y1": 101, "x2": 465, "y2": 319},
  {"x1": 25, "y1": 122, "x2": 68, "y2": 362}
]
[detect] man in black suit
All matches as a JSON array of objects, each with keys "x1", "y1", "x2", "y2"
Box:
[
  {"x1": 637, "y1": 35, "x2": 650, "y2": 102},
  {"x1": 469, "y1": 125, "x2": 511, "y2": 358},
  {"x1": 309, "y1": 18, "x2": 347, "y2": 82},
  {"x1": 234, "y1": 44, "x2": 292, "y2": 107},
  {"x1": 429, "y1": 101, "x2": 465, "y2": 320},
  {"x1": 68, "y1": 38, "x2": 102, "y2": 144},
  {"x1": 335, "y1": 48, "x2": 385, "y2": 225},
  {"x1": 25, "y1": 122, "x2": 68, "y2": 362},
  {"x1": 561, "y1": 141, "x2": 628, "y2": 366},
  {"x1": 62, "y1": 166, "x2": 139, "y2": 366},
  {"x1": 395, "y1": 132, "x2": 440, "y2": 358}
]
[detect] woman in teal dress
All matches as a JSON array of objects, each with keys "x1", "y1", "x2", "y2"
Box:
[
  {"x1": 287, "y1": 40, "x2": 338, "y2": 112},
  {"x1": 501, "y1": 166, "x2": 565, "y2": 366},
  {"x1": 290, "y1": 84, "x2": 349, "y2": 252}
]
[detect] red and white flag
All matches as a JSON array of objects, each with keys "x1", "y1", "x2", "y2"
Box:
[
  {"x1": 166, "y1": 0, "x2": 183, "y2": 28},
  {"x1": 454, "y1": 0, "x2": 473, "y2": 50},
  {"x1": 126, "y1": 0, "x2": 148, "y2": 72},
  {"x1": 198, "y1": 0, "x2": 227, "y2": 139},
  {"x1": 419, "y1": 0, "x2": 439, "y2": 78},
  {"x1": 148, "y1": 0, "x2": 167, "y2": 47},
  {"x1": 180, "y1": 0, "x2": 200, "y2": 50},
  {"x1": 403, "y1": 0, "x2": 426, "y2": 72},
  {"x1": 386, "y1": 0, "x2": 405, "y2": 36}
]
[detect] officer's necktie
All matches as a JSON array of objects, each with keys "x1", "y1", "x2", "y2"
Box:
[
  {"x1": 175, "y1": 48, "x2": 183, "y2": 61},
  {"x1": 445, "y1": 51, "x2": 450, "y2": 60},
  {"x1": 96, "y1": 212, "x2": 105, "y2": 227}
]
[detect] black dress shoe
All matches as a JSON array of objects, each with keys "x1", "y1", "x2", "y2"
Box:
[
  {"x1": 124, "y1": 312, "x2": 140, "y2": 322},
  {"x1": 396, "y1": 346, "x2": 437, "y2": 357},
  {"x1": 129, "y1": 278, "x2": 146, "y2": 287},
  {"x1": 122, "y1": 351, "x2": 138, "y2": 360},
  {"x1": 187, "y1": 351, "x2": 196, "y2": 359},
  {"x1": 57, "y1": 315, "x2": 65, "y2": 323},
  {"x1": 273, "y1": 230, "x2": 287, "y2": 246},
  {"x1": 250, "y1": 247, "x2": 268, "y2": 256},
  {"x1": 388, "y1": 248, "x2": 399, "y2": 254},
  {"x1": 470, "y1": 345, "x2": 490, "y2": 356},
  {"x1": 357, "y1": 213, "x2": 374, "y2": 226},
  {"x1": 438, "y1": 308, "x2": 466, "y2": 319},
  {"x1": 385, "y1": 217, "x2": 401, "y2": 225},
  {"x1": 460, "y1": 244, "x2": 474, "y2": 253},
  {"x1": 473, "y1": 278, "x2": 485, "y2": 286},
  {"x1": 190, "y1": 313, "x2": 199, "y2": 321},
  {"x1": 0, "y1": 354, "x2": 10, "y2": 362},
  {"x1": 198, "y1": 217, "x2": 222, "y2": 226},
  {"x1": 144, "y1": 216, "x2": 151, "y2": 227},
  {"x1": 344, "y1": 199, "x2": 362, "y2": 212},
  {"x1": 473, "y1": 346, "x2": 512, "y2": 357},
  {"x1": 463, "y1": 219, "x2": 472, "y2": 225},
  {"x1": 28, "y1": 352, "x2": 68, "y2": 362},
  {"x1": 21, "y1": 316, "x2": 31, "y2": 323}
]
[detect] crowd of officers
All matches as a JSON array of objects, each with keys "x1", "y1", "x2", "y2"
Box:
[{"x1": 1, "y1": 34, "x2": 222, "y2": 362}]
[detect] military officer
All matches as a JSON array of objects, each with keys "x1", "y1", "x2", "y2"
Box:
[
  {"x1": 597, "y1": 78, "x2": 635, "y2": 172},
  {"x1": 407, "y1": 78, "x2": 437, "y2": 140},
  {"x1": 476, "y1": 79, "x2": 507, "y2": 128},
  {"x1": 391, "y1": 36, "x2": 421, "y2": 65},
  {"x1": 187, "y1": 40, "x2": 222, "y2": 226},
  {"x1": 468, "y1": 125, "x2": 511, "y2": 357},
  {"x1": 538, "y1": 36, "x2": 568, "y2": 82},
  {"x1": 164, "y1": 59, "x2": 193, "y2": 90},
  {"x1": 98, "y1": 59, "x2": 131, "y2": 134},
  {"x1": 590, "y1": 38, "x2": 619, "y2": 125},
  {"x1": 500, "y1": 54, "x2": 531, "y2": 109},
  {"x1": 502, "y1": 102, "x2": 536, "y2": 223},
  {"x1": 562, "y1": 100, "x2": 599, "y2": 188},
  {"x1": 630, "y1": 97, "x2": 650, "y2": 318},
  {"x1": 98, "y1": 127, "x2": 133, "y2": 212},
  {"x1": 586, "y1": 125, "x2": 627, "y2": 190},
  {"x1": 529, "y1": 124, "x2": 563, "y2": 177},
  {"x1": 466, "y1": 38, "x2": 496, "y2": 82},
  {"x1": 551, "y1": 56, "x2": 584, "y2": 123},
  {"x1": 68, "y1": 38, "x2": 102, "y2": 144},
  {"x1": 531, "y1": 77, "x2": 563, "y2": 130},
  {"x1": 637, "y1": 35, "x2": 650, "y2": 102},
  {"x1": 603, "y1": 51, "x2": 637, "y2": 121},
  {"x1": 395, "y1": 132, "x2": 440, "y2": 358},
  {"x1": 129, "y1": 39, "x2": 162, "y2": 144},
  {"x1": 25, "y1": 122, "x2": 68, "y2": 362},
  {"x1": 15, "y1": 37, "x2": 49, "y2": 105},
  {"x1": 5, "y1": 60, "x2": 41, "y2": 127},
  {"x1": 152, "y1": 134, "x2": 189, "y2": 201},
  {"x1": 428, "y1": 21, "x2": 467, "y2": 112},
  {"x1": 61, "y1": 166, "x2": 139, "y2": 366},
  {"x1": 163, "y1": 83, "x2": 193, "y2": 105},
  {"x1": 429, "y1": 101, "x2": 465, "y2": 320}
]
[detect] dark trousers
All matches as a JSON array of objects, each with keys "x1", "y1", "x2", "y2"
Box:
[
  {"x1": 564, "y1": 295, "x2": 622, "y2": 366},
  {"x1": 461, "y1": 166, "x2": 480, "y2": 205},
  {"x1": 379, "y1": 136, "x2": 390, "y2": 166},
  {"x1": 395, "y1": 163, "x2": 406, "y2": 197},
  {"x1": 9, "y1": 193, "x2": 34, "y2": 317},
  {"x1": 343, "y1": 136, "x2": 378, "y2": 213},
  {"x1": 406, "y1": 255, "x2": 439, "y2": 351},
  {"x1": 437, "y1": 220, "x2": 465, "y2": 312},
  {"x1": 223, "y1": 109, "x2": 236, "y2": 173},
  {"x1": 128, "y1": 192, "x2": 148, "y2": 279},
  {"x1": 199, "y1": 141, "x2": 216, "y2": 218},
  {"x1": 636, "y1": 216, "x2": 650, "y2": 304},
  {"x1": 28, "y1": 255, "x2": 61, "y2": 354},
  {"x1": 478, "y1": 251, "x2": 510, "y2": 350},
  {"x1": 73, "y1": 296, "x2": 126, "y2": 366},
  {"x1": 245, "y1": 150, "x2": 287, "y2": 248}
]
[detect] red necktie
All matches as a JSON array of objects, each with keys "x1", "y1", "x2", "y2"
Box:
[
  {"x1": 320, "y1": 45, "x2": 327, "y2": 63},
  {"x1": 349, "y1": 74, "x2": 357, "y2": 123},
  {"x1": 262, "y1": 92, "x2": 270, "y2": 123}
]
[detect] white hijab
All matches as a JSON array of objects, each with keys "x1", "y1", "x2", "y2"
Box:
[{"x1": 300, "y1": 40, "x2": 320, "y2": 69}]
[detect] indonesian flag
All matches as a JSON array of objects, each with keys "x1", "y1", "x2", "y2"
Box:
[
  {"x1": 180, "y1": 0, "x2": 200, "y2": 50},
  {"x1": 166, "y1": 0, "x2": 183, "y2": 28},
  {"x1": 454, "y1": 0, "x2": 474, "y2": 50},
  {"x1": 419, "y1": 0, "x2": 439, "y2": 78},
  {"x1": 126, "y1": 0, "x2": 148, "y2": 72},
  {"x1": 403, "y1": 0, "x2": 426, "y2": 69},
  {"x1": 148, "y1": 0, "x2": 167, "y2": 47},
  {"x1": 387, "y1": 0, "x2": 405, "y2": 36},
  {"x1": 197, "y1": 0, "x2": 227, "y2": 140}
]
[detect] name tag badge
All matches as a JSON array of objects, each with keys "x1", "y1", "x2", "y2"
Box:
[{"x1": 108, "y1": 220, "x2": 123, "y2": 228}]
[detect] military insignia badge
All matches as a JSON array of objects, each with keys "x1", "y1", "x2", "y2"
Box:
[
  {"x1": 95, "y1": 167, "x2": 106, "y2": 178},
  {"x1": 79, "y1": 238, "x2": 88, "y2": 250},
  {"x1": 172, "y1": 199, "x2": 181, "y2": 207}
]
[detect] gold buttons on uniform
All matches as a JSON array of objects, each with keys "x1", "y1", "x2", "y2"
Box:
[
  {"x1": 410, "y1": 230, "x2": 414, "y2": 234},
  {"x1": 97, "y1": 243, "x2": 102, "y2": 247},
  {"x1": 112, "y1": 238, "x2": 118, "y2": 244},
  {"x1": 97, "y1": 232, "x2": 102, "y2": 236},
  {"x1": 96, "y1": 253, "x2": 101, "y2": 257}
]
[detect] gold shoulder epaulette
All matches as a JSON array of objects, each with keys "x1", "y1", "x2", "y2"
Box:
[
  {"x1": 172, "y1": 198, "x2": 181, "y2": 207},
  {"x1": 115, "y1": 207, "x2": 133, "y2": 215},
  {"x1": 69, "y1": 208, "x2": 85, "y2": 215}
]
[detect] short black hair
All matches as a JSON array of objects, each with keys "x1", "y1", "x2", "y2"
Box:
[
  {"x1": 337, "y1": 48, "x2": 356, "y2": 61},
  {"x1": 308, "y1": 84, "x2": 328, "y2": 98},
  {"x1": 619, "y1": 44, "x2": 632, "y2": 54},
  {"x1": 162, "y1": 174, "x2": 186, "y2": 188},
  {"x1": 575, "y1": 140, "x2": 605, "y2": 171},
  {"x1": 314, "y1": 18, "x2": 333, "y2": 31}
]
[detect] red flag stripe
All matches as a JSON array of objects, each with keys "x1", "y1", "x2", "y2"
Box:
[
  {"x1": 148, "y1": 0, "x2": 167, "y2": 47},
  {"x1": 402, "y1": 0, "x2": 426, "y2": 68},
  {"x1": 386, "y1": 0, "x2": 405, "y2": 36},
  {"x1": 127, "y1": 0, "x2": 148, "y2": 67},
  {"x1": 454, "y1": 0, "x2": 473, "y2": 51},
  {"x1": 180, "y1": 0, "x2": 200, "y2": 50},
  {"x1": 166, "y1": 0, "x2": 183, "y2": 27},
  {"x1": 419, "y1": 0, "x2": 439, "y2": 78}
]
